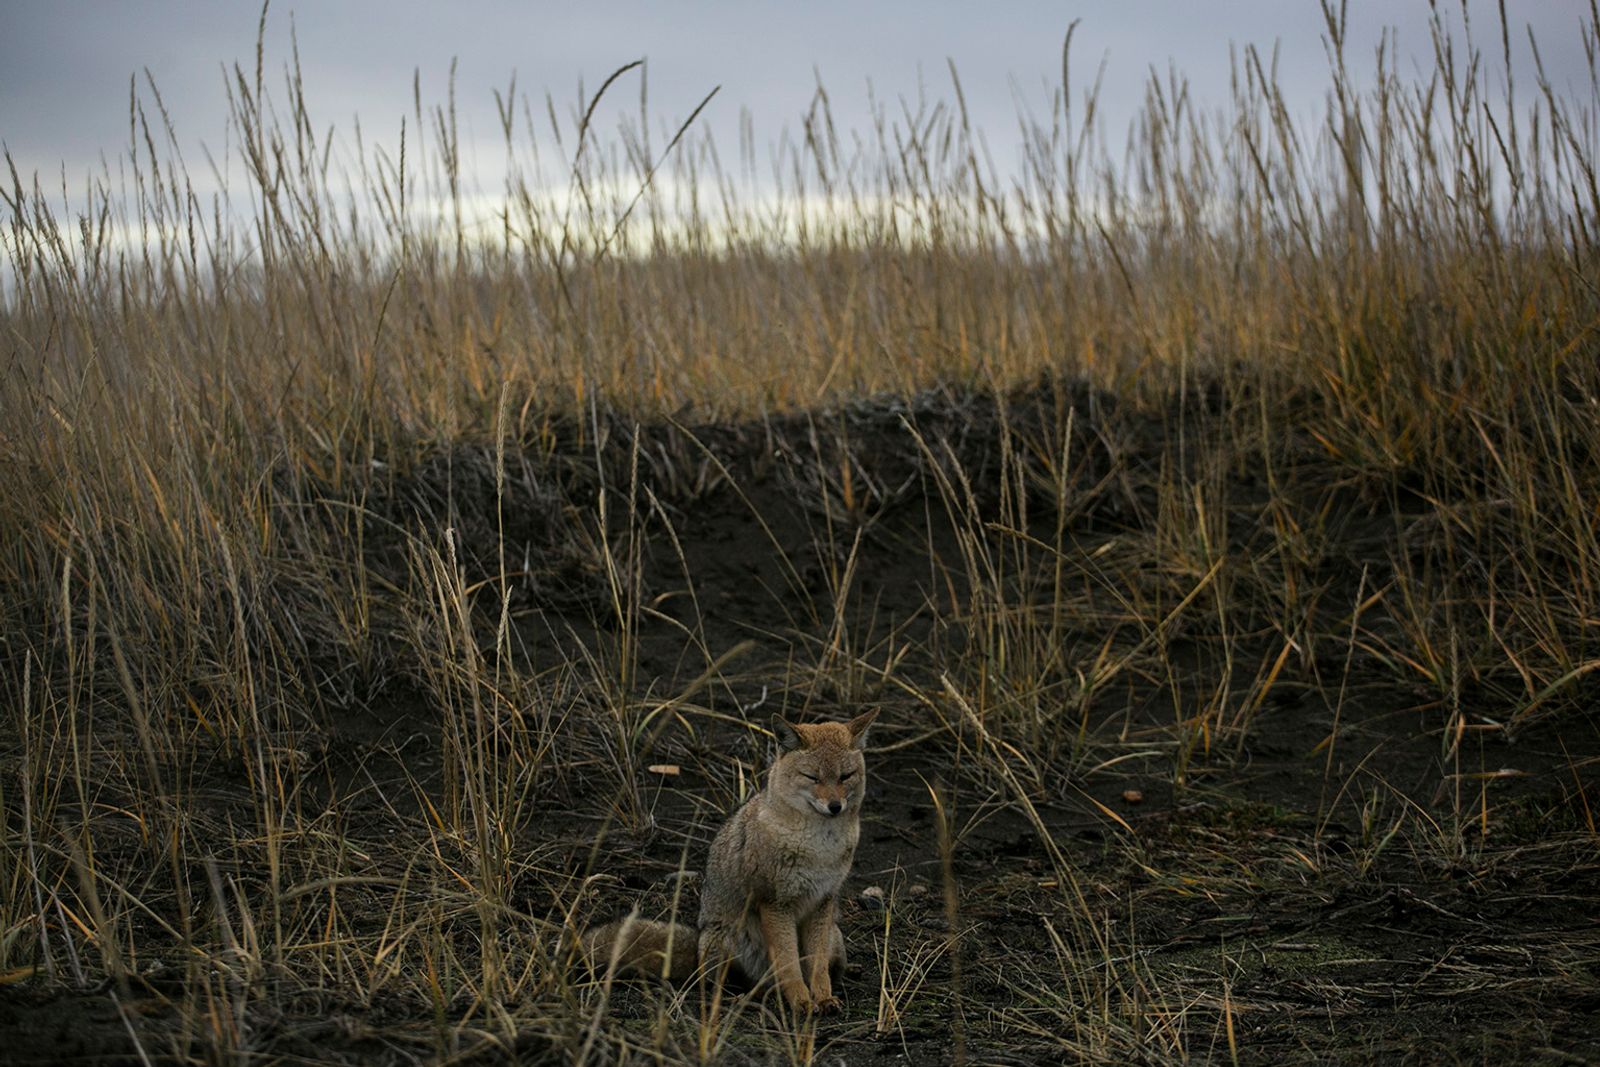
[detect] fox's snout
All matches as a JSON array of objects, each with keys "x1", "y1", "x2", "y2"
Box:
[{"x1": 811, "y1": 789, "x2": 847, "y2": 816}]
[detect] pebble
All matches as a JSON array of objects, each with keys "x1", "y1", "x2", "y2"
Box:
[{"x1": 859, "y1": 885, "x2": 886, "y2": 911}]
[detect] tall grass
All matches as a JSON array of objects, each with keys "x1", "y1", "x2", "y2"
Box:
[{"x1": 3, "y1": 2, "x2": 1599, "y2": 1061}]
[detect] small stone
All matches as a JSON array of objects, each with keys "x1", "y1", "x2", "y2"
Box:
[
  {"x1": 907, "y1": 883, "x2": 929, "y2": 899},
  {"x1": 859, "y1": 885, "x2": 886, "y2": 911},
  {"x1": 1122, "y1": 788, "x2": 1144, "y2": 804}
]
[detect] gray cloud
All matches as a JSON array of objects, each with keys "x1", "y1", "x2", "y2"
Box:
[{"x1": 2, "y1": 2, "x2": 1593, "y2": 197}]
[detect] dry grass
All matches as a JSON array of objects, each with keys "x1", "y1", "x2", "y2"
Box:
[{"x1": 3, "y1": 3, "x2": 1600, "y2": 1064}]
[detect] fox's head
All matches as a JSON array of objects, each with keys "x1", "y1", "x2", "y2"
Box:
[{"x1": 768, "y1": 709, "x2": 879, "y2": 819}]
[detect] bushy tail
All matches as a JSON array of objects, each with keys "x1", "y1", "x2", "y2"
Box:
[{"x1": 582, "y1": 915, "x2": 699, "y2": 982}]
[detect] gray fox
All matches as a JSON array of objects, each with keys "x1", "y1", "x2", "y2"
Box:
[{"x1": 583, "y1": 709, "x2": 878, "y2": 1014}]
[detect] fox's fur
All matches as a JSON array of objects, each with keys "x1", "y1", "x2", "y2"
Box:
[{"x1": 583, "y1": 709, "x2": 878, "y2": 1013}]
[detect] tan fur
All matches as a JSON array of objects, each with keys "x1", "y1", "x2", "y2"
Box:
[
  {"x1": 583, "y1": 709, "x2": 878, "y2": 1015},
  {"x1": 580, "y1": 913, "x2": 699, "y2": 982}
]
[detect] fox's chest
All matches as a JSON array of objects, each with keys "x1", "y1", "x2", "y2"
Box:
[{"x1": 769, "y1": 822, "x2": 857, "y2": 912}]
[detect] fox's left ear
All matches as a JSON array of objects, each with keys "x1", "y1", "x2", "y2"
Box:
[{"x1": 846, "y1": 708, "x2": 879, "y2": 750}]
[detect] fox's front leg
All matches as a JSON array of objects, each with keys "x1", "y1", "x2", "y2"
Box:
[
  {"x1": 758, "y1": 904, "x2": 812, "y2": 1013},
  {"x1": 800, "y1": 896, "x2": 842, "y2": 1013}
]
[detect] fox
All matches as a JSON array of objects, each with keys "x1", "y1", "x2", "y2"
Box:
[{"x1": 582, "y1": 708, "x2": 879, "y2": 1014}]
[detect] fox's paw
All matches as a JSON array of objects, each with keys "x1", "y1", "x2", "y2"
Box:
[
  {"x1": 781, "y1": 986, "x2": 814, "y2": 1016},
  {"x1": 810, "y1": 994, "x2": 843, "y2": 1015}
]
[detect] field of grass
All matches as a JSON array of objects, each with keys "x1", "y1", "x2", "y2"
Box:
[{"x1": 4, "y1": 5, "x2": 1600, "y2": 1064}]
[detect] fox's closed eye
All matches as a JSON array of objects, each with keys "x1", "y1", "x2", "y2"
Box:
[
  {"x1": 839, "y1": 771, "x2": 855, "y2": 781},
  {"x1": 801, "y1": 773, "x2": 819, "y2": 782}
]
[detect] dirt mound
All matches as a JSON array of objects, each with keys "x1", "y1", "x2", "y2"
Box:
[{"x1": 7, "y1": 380, "x2": 1599, "y2": 1065}]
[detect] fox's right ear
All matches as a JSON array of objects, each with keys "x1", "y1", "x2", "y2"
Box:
[{"x1": 772, "y1": 715, "x2": 804, "y2": 753}]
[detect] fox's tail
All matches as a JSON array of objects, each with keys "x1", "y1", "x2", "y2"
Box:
[{"x1": 581, "y1": 915, "x2": 699, "y2": 982}]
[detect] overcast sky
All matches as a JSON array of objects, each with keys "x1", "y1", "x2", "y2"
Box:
[{"x1": 2, "y1": 2, "x2": 1595, "y2": 203}]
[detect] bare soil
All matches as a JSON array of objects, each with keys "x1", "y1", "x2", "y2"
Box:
[{"x1": 5, "y1": 381, "x2": 1598, "y2": 1065}]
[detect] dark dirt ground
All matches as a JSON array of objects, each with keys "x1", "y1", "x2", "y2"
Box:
[{"x1": 5, "y1": 382, "x2": 1599, "y2": 1065}]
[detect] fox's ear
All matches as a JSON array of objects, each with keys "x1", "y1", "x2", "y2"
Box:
[
  {"x1": 772, "y1": 715, "x2": 804, "y2": 752},
  {"x1": 846, "y1": 708, "x2": 879, "y2": 749}
]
